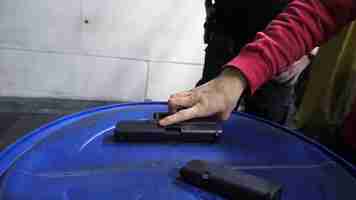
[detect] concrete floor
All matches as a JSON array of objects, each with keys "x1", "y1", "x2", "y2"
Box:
[{"x1": 0, "y1": 97, "x2": 121, "y2": 150}]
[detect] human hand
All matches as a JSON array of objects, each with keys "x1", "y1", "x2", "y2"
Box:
[{"x1": 159, "y1": 68, "x2": 247, "y2": 126}]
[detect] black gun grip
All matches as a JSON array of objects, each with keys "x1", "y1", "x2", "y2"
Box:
[
  {"x1": 114, "y1": 113, "x2": 222, "y2": 143},
  {"x1": 179, "y1": 160, "x2": 282, "y2": 200}
]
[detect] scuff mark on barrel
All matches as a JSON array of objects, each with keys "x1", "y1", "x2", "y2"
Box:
[
  {"x1": 79, "y1": 126, "x2": 115, "y2": 152},
  {"x1": 14, "y1": 161, "x2": 176, "y2": 178}
]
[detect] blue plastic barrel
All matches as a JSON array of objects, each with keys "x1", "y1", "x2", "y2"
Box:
[{"x1": 0, "y1": 102, "x2": 355, "y2": 200}]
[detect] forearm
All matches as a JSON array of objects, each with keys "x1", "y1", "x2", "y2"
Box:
[{"x1": 226, "y1": 0, "x2": 356, "y2": 93}]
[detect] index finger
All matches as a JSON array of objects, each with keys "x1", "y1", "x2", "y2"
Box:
[
  {"x1": 168, "y1": 94, "x2": 196, "y2": 113},
  {"x1": 159, "y1": 106, "x2": 199, "y2": 126}
]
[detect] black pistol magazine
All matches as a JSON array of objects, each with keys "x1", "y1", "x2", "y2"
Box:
[
  {"x1": 114, "y1": 112, "x2": 222, "y2": 143},
  {"x1": 179, "y1": 160, "x2": 283, "y2": 200}
]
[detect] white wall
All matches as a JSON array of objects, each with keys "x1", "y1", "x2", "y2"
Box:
[{"x1": 0, "y1": 0, "x2": 205, "y2": 101}]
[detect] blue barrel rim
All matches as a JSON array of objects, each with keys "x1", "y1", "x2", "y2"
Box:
[
  {"x1": 0, "y1": 102, "x2": 354, "y2": 177},
  {"x1": 238, "y1": 112, "x2": 356, "y2": 177}
]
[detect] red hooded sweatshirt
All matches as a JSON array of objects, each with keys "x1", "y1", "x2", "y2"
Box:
[{"x1": 226, "y1": 0, "x2": 356, "y2": 147}]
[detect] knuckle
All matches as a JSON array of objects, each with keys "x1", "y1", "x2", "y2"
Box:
[
  {"x1": 186, "y1": 95, "x2": 194, "y2": 103},
  {"x1": 191, "y1": 109, "x2": 200, "y2": 118},
  {"x1": 166, "y1": 116, "x2": 176, "y2": 124},
  {"x1": 190, "y1": 106, "x2": 200, "y2": 118},
  {"x1": 179, "y1": 109, "x2": 194, "y2": 121},
  {"x1": 169, "y1": 97, "x2": 178, "y2": 105},
  {"x1": 180, "y1": 110, "x2": 190, "y2": 119},
  {"x1": 192, "y1": 92, "x2": 201, "y2": 102}
]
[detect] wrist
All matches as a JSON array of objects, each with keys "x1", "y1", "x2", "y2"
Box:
[{"x1": 220, "y1": 67, "x2": 248, "y2": 92}]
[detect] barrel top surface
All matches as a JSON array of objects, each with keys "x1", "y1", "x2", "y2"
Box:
[{"x1": 0, "y1": 103, "x2": 355, "y2": 199}]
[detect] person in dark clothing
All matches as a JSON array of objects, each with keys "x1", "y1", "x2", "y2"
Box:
[
  {"x1": 160, "y1": 0, "x2": 356, "y2": 146},
  {"x1": 197, "y1": 0, "x2": 308, "y2": 125},
  {"x1": 159, "y1": 0, "x2": 356, "y2": 156}
]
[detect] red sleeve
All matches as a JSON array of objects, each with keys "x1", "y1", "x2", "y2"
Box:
[{"x1": 227, "y1": 0, "x2": 356, "y2": 93}]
